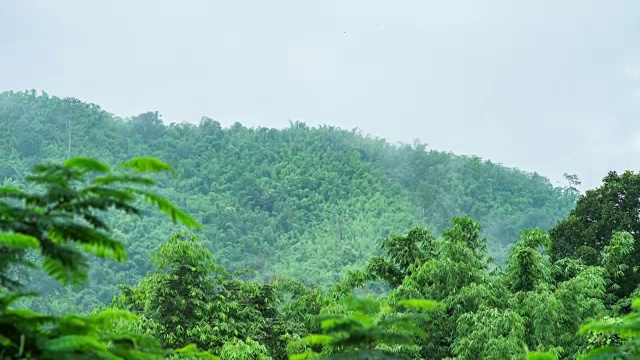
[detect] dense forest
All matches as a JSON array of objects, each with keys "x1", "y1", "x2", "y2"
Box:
[
  {"x1": 0, "y1": 90, "x2": 578, "y2": 313},
  {"x1": 3, "y1": 90, "x2": 640, "y2": 359}
]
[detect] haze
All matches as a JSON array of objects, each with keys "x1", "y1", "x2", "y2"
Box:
[{"x1": 2, "y1": 0, "x2": 639, "y2": 190}]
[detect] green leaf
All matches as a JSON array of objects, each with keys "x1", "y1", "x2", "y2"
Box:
[
  {"x1": 0, "y1": 187, "x2": 25, "y2": 196},
  {"x1": 42, "y1": 257, "x2": 88, "y2": 286},
  {"x1": 81, "y1": 240, "x2": 128, "y2": 262},
  {"x1": 0, "y1": 232, "x2": 40, "y2": 249},
  {"x1": 92, "y1": 174, "x2": 155, "y2": 186},
  {"x1": 89, "y1": 309, "x2": 139, "y2": 327},
  {"x1": 117, "y1": 157, "x2": 174, "y2": 173},
  {"x1": 43, "y1": 335, "x2": 117, "y2": 359},
  {"x1": 48, "y1": 224, "x2": 127, "y2": 261},
  {"x1": 527, "y1": 352, "x2": 559, "y2": 360},
  {"x1": 173, "y1": 343, "x2": 219, "y2": 359},
  {"x1": 578, "y1": 346, "x2": 626, "y2": 360},
  {"x1": 301, "y1": 334, "x2": 334, "y2": 346},
  {"x1": 290, "y1": 350, "x2": 321, "y2": 360},
  {"x1": 132, "y1": 189, "x2": 202, "y2": 229},
  {"x1": 64, "y1": 158, "x2": 111, "y2": 173}
]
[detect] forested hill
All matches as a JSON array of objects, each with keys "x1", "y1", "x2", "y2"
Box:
[{"x1": 0, "y1": 90, "x2": 577, "y2": 311}]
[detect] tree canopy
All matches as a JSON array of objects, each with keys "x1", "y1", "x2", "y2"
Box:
[
  {"x1": 550, "y1": 170, "x2": 640, "y2": 301},
  {"x1": 0, "y1": 90, "x2": 578, "y2": 314},
  {"x1": 4, "y1": 90, "x2": 640, "y2": 359}
]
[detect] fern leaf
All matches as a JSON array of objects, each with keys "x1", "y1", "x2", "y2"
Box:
[
  {"x1": 80, "y1": 186, "x2": 138, "y2": 203},
  {"x1": 0, "y1": 232, "x2": 40, "y2": 249},
  {"x1": 301, "y1": 334, "x2": 334, "y2": 346},
  {"x1": 117, "y1": 157, "x2": 174, "y2": 173},
  {"x1": 43, "y1": 335, "x2": 117, "y2": 358},
  {"x1": 131, "y1": 189, "x2": 201, "y2": 229},
  {"x1": 48, "y1": 224, "x2": 127, "y2": 261},
  {"x1": 79, "y1": 213, "x2": 111, "y2": 231},
  {"x1": 92, "y1": 174, "x2": 156, "y2": 186},
  {"x1": 42, "y1": 256, "x2": 88, "y2": 286},
  {"x1": 89, "y1": 309, "x2": 139, "y2": 327},
  {"x1": 64, "y1": 158, "x2": 111, "y2": 173}
]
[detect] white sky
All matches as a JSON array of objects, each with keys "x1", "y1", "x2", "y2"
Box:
[{"x1": 1, "y1": 0, "x2": 639, "y2": 190}]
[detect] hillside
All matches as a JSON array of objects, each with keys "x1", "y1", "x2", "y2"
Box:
[{"x1": 0, "y1": 90, "x2": 577, "y2": 311}]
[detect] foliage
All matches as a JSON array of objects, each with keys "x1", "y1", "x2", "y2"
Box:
[
  {"x1": 578, "y1": 298, "x2": 640, "y2": 359},
  {"x1": 527, "y1": 353, "x2": 559, "y2": 360},
  {"x1": 0, "y1": 90, "x2": 577, "y2": 313},
  {"x1": 3, "y1": 91, "x2": 640, "y2": 360},
  {"x1": 288, "y1": 296, "x2": 442, "y2": 359},
  {"x1": 113, "y1": 232, "x2": 269, "y2": 354},
  {"x1": 0, "y1": 156, "x2": 210, "y2": 359},
  {"x1": 550, "y1": 170, "x2": 640, "y2": 300},
  {"x1": 218, "y1": 338, "x2": 273, "y2": 360}
]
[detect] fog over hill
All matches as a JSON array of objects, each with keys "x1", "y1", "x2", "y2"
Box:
[
  {"x1": 2, "y1": 0, "x2": 639, "y2": 191},
  {"x1": 0, "y1": 90, "x2": 578, "y2": 312}
]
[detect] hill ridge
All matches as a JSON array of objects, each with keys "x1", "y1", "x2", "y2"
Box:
[{"x1": 0, "y1": 89, "x2": 577, "y2": 311}]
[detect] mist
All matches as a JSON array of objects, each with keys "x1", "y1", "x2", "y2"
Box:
[{"x1": 2, "y1": 0, "x2": 639, "y2": 190}]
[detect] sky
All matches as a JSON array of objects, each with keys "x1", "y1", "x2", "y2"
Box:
[{"x1": 1, "y1": 0, "x2": 639, "y2": 190}]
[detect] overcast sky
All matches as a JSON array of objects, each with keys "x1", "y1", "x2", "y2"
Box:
[{"x1": 1, "y1": 0, "x2": 639, "y2": 190}]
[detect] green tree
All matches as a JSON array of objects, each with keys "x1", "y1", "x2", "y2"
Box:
[
  {"x1": 361, "y1": 217, "x2": 494, "y2": 359},
  {"x1": 114, "y1": 232, "x2": 273, "y2": 355},
  {"x1": 0, "y1": 90, "x2": 577, "y2": 313},
  {"x1": 218, "y1": 337, "x2": 273, "y2": 360},
  {"x1": 289, "y1": 296, "x2": 441, "y2": 360},
  {"x1": 452, "y1": 307, "x2": 527, "y2": 359},
  {"x1": 550, "y1": 171, "x2": 640, "y2": 300}
]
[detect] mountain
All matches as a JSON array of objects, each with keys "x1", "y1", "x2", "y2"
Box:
[{"x1": 0, "y1": 90, "x2": 577, "y2": 311}]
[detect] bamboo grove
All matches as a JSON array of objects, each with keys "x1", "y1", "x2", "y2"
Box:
[{"x1": 2, "y1": 91, "x2": 640, "y2": 358}]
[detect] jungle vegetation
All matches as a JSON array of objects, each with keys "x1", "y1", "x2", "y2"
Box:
[{"x1": 2, "y1": 90, "x2": 640, "y2": 359}]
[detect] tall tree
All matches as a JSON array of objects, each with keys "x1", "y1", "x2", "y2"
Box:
[
  {"x1": 114, "y1": 232, "x2": 271, "y2": 354},
  {"x1": 550, "y1": 170, "x2": 640, "y2": 299}
]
